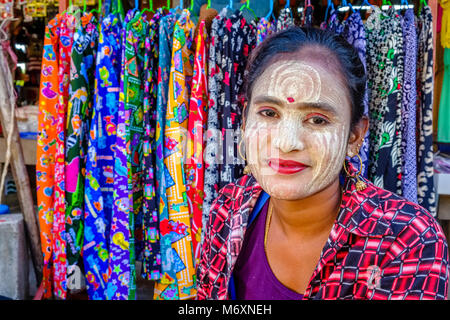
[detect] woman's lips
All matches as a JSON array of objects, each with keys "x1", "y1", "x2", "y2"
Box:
[{"x1": 268, "y1": 158, "x2": 308, "y2": 175}]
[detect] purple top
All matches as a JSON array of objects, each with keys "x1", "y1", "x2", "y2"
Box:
[{"x1": 233, "y1": 200, "x2": 304, "y2": 300}]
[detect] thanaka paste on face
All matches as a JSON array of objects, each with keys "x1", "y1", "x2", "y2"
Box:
[{"x1": 244, "y1": 59, "x2": 352, "y2": 200}]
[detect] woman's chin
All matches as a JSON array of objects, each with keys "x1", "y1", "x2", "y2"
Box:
[{"x1": 252, "y1": 173, "x2": 312, "y2": 200}]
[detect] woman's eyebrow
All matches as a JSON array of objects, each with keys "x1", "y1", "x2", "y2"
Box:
[
  {"x1": 252, "y1": 96, "x2": 338, "y2": 115},
  {"x1": 252, "y1": 95, "x2": 284, "y2": 106}
]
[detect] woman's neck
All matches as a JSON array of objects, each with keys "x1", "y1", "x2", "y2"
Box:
[{"x1": 269, "y1": 180, "x2": 341, "y2": 240}]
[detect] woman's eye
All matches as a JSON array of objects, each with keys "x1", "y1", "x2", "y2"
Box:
[
  {"x1": 258, "y1": 109, "x2": 279, "y2": 118},
  {"x1": 306, "y1": 115, "x2": 329, "y2": 126}
]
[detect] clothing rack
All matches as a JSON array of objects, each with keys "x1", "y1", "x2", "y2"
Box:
[{"x1": 31, "y1": 0, "x2": 445, "y2": 301}]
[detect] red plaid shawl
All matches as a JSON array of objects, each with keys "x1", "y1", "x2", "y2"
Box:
[{"x1": 196, "y1": 169, "x2": 449, "y2": 300}]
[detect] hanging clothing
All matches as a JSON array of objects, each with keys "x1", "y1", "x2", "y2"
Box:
[
  {"x1": 323, "y1": 9, "x2": 344, "y2": 34},
  {"x1": 302, "y1": 4, "x2": 314, "y2": 27},
  {"x1": 108, "y1": 9, "x2": 138, "y2": 300},
  {"x1": 323, "y1": 10, "x2": 369, "y2": 177},
  {"x1": 53, "y1": 12, "x2": 75, "y2": 299},
  {"x1": 65, "y1": 11, "x2": 98, "y2": 282},
  {"x1": 341, "y1": 11, "x2": 370, "y2": 178},
  {"x1": 277, "y1": 7, "x2": 294, "y2": 31},
  {"x1": 126, "y1": 12, "x2": 149, "y2": 300},
  {"x1": 153, "y1": 11, "x2": 181, "y2": 300},
  {"x1": 141, "y1": 8, "x2": 163, "y2": 282},
  {"x1": 416, "y1": 6, "x2": 437, "y2": 216},
  {"x1": 438, "y1": 49, "x2": 450, "y2": 143},
  {"x1": 440, "y1": 0, "x2": 450, "y2": 48},
  {"x1": 83, "y1": 12, "x2": 123, "y2": 300},
  {"x1": 155, "y1": 9, "x2": 197, "y2": 301},
  {"x1": 185, "y1": 19, "x2": 208, "y2": 266},
  {"x1": 202, "y1": 9, "x2": 226, "y2": 246},
  {"x1": 256, "y1": 17, "x2": 275, "y2": 45},
  {"x1": 400, "y1": 8, "x2": 418, "y2": 203},
  {"x1": 219, "y1": 10, "x2": 256, "y2": 190},
  {"x1": 365, "y1": 7, "x2": 403, "y2": 195},
  {"x1": 36, "y1": 14, "x2": 61, "y2": 300}
]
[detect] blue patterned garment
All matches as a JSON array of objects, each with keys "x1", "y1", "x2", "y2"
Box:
[
  {"x1": 400, "y1": 8, "x2": 418, "y2": 203},
  {"x1": 324, "y1": 11, "x2": 370, "y2": 178},
  {"x1": 83, "y1": 13, "x2": 123, "y2": 300},
  {"x1": 341, "y1": 11, "x2": 370, "y2": 178}
]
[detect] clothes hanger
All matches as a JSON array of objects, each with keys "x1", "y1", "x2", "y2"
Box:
[
  {"x1": 399, "y1": 0, "x2": 409, "y2": 10},
  {"x1": 337, "y1": 0, "x2": 354, "y2": 12},
  {"x1": 324, "y1": 0, "x2": 335, "y2": 23},
  {"x1": 162, "y1": 0, "x2": 171, "y2": 11},
  {"x1": 142, "y1": 0, "x2": 155, "y2": 14},
  {"x1": 71, "y1": 0, "x2": 85, "y2": 17},
  {"x1": 226, "y1": 0, "x2": 233, "y2": 10},
  {"x1": 62, "y1": 0, "x2": 73, "y2": 15},
  {"x1": 284, "y1": 0, "x2": 294, "y2": 19},
  {"x1": 264, "y1": 0, "x2": 273, "y2": 20},
  {"x1": 239, "y1": 0, "x2": 257, "y2": 19},
  {"x1": 357, "y1": 0, "x2": 375, "y2": 12},
  {"x1": 90, "y1": 0, "x2": 102, "y2": 15},
  {"x1": 112, "y1": 0, "x2": 124, "y2": 16},
  {"x1": 418, "y1": 0, "x2": 427, "y2": 14},
  {"x1": 381, "y1": 0, "x2": 392, "y2": 10},
  {"x1": 174, "y1": 0, "x2": 183, "y2": 11}
]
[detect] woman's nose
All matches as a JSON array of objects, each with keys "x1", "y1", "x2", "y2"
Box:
[{"x1": 273, "y1": 121, "x2": 304, "y2": 153}]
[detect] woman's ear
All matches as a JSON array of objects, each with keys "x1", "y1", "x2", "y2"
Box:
[
  {"x1": 347, "y1": 116, "x2": 369, "y2": 157},
  {"x1": 241, "y1": 101, "x2": 248, "y2": 131}
]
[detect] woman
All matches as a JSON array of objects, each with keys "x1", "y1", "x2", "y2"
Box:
[{"x1": 196, "y1": 27, "x2": 449, "y2": 300}]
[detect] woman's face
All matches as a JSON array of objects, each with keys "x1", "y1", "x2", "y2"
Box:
[{"x1": 244, "y1": 52, "x2": 355, "y2": 200}]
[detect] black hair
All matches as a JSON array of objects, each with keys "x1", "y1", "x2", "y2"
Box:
[{"x1": 243, "y1": 27, "x2": 366, "y2": 128}]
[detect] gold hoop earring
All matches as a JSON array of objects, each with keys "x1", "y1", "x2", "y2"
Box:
[
  {"x1": 238, "y1": 139, "x2": 251, "y2": 175},
  {"x1": 238, "y1": 139, "x2": 246, "y2": 161},
  {"x1": 343, "y1": 154, "x2": 367, "y2": 191}
]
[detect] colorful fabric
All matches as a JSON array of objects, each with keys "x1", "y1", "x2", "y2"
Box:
[
  {"x1": 340, "y1": 11, "x2": 370, "y2": 178},
  {"x1": 154, "y1": 9, "x2": 196, "y2": 301},
  {"x1": 440, "y1": 0, "x2": 450, "y2": 48},
  {"x1": 219, "y1": 10, "x2": 256, "y2": 191},
  {"x1": 53, "y1": 13, "x2": 75, "y2": 299},
  {"x1": 400, "y1": 9, "x2": 418, "y2": 203},
  {"x1": 365, "y1": 7, "x2": 403, "y2": 195},
  {"x1": 108, "y1": 9, "x2": 139, "y2": 300},
  {"x1": 323, "y1": 9, "x2": 344, "y2": 34},
  {"x1": 438, "y1": 48, "x2": 450, "y2": 142},
  {"x1": 276, "y1": 7, "x2": 294, "y2": 31},
  {"x1": 126, "y1": 12, "x2": 149, "y2": 299},
  {"x1": 416, "y1": 6, "x2": 437, "y2": 216},
  {"x1": 65, "y1": 12, "x2": 98, "y2": 279},
  {"x1": 256, "y1": 17, "x2": 274, "y2": 45},
  {"x1": 141, "y1": 9, "x2": 163, "y2": 281},
  {"x1": 302, "y1": 4, "x2": 313, "y2": 27},
  {"x1": 83, "y1": 13, "x2": 122, "y2": 300},
  {"x1": 153, "y1": 11, "x2": 180, "y2": 300},
  {"x1": 185, "y1": 20, "x2": 208, "y2": 266},
  {"x1": 202, "y1": 9, "x2": 226, "y2": 247},
  {"x1": 36, "y1": 14, "x2": 61, "y2": 299},
  {"x1": 197, "y1": 166, "x2": 449, "y2": 300}
]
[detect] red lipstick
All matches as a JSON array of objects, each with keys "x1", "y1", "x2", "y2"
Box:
[{"x1": 268, "y1": 158, "x2": 308, "y2": 175}]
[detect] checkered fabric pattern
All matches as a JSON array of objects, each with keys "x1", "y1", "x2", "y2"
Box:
[{"x1": 196, "y1": 166, "x2": 449, "y2": 300}]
